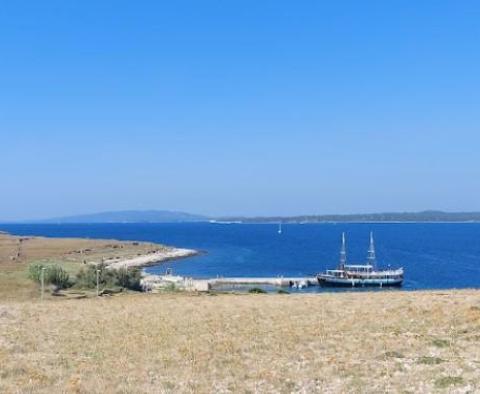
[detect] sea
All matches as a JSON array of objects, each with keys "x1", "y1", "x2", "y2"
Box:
[{"x1": 1, "y1": 222, "x2": 479, "y2": 292}]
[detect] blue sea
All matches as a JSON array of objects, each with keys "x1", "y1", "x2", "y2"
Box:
[{"x1": 1, "y1": 223, "x2": 479, "y2": 291}]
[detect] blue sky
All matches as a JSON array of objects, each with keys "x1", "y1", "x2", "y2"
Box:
[{"x1": 1, "y1": 1, "x2": 479, "y2": 220}]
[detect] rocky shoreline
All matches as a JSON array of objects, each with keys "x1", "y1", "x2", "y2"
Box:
[{"x1": 104, "y1": 247, "x2": 198, "y2": 270}]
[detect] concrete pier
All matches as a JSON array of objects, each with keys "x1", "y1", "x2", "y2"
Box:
[
  {"x1": 142, "y1": 273, "x2": 318, "y2": 292},
  {"x1": 208, "y1": 277, "x2": 318, "y2": 288}
]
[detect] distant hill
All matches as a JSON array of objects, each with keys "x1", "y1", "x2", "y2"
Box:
[
  {"x1": 38, "y1": 210, "x2": 208, "y2": 223},
  {"x1": 220, "y1": 211, "x2": 480, "y2": 223},
  {"x1": 11, "y1": 210, "x2": 480, "y2": 224}
]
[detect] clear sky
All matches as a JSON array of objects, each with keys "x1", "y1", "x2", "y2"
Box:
[{"x1": 1, "y1": 1, "x2": 479, "y2": 220}]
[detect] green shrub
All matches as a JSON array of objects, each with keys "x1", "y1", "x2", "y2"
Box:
[
  {"x1": 114, "y1": 267, "x2": 142, "y2": 291},
  {"x1": 384, "y1": 351, "x2": 405, "y2": 359},
  {"x1": 417, "y1": 356, "x2": 444, "y2": 365},
  {"x1": 29, "y1": 262, "x2": 141, "y2": 292},
  {"x1": 28, "y1": 263, "x2": 71, "y2": 289},
  {"x1": 434, "y1": 376, "x2": 464, "y2": 389},
  {"x1": 431, "y1": 338, "x2": 449, "y2": 348},
  {"x1": 75, "y1": 263, "x2": 115, "y2": 289},
  {"x1": 46, "y1": 265, "x2": 71, "y2": 289},
  {"x1": 248, "y1": 287, "x2": 267, "y2": 294},
  {"x1": 75, "y1": 263, "x2": 142, "y2": 291},
  {"x1": 28, "y1": 263, "x2": 45, "y2": 283}
]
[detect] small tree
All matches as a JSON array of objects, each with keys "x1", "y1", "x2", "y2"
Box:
[
  {"x1": 75, "y1": 263, "x2": 115, "y2": 289},
  {"x1": 28, "y1": 263, "x2": 44, "y2": 283},
  {"x1": 114, "y1": 267, "x2": 142, "y2": 291},
  {"x1": 75, "y1": 263, "x2": 141, "y2": 291},
  {"x1": 46, "y1": 265, "x2": 71, "y2": 289},
  {"x1": 28, "y1": 263, "x2": 71, "y2": 289}
]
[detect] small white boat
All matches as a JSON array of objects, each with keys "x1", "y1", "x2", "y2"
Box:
[{"x1": 278, "y1": 223, "x2": 282, "y2": 234}]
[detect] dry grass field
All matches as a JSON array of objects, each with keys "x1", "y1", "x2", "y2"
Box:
[
  {"x1": 1, "y1": 291, "x2": 480, "y2": 393},
  {"x1": 1, "y1": 232, "x2": 479, "y2": 393}
]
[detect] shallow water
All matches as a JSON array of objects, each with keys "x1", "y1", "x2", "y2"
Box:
[{"x1": 1, "y1": 222, "x2": 480, "y2": 291}]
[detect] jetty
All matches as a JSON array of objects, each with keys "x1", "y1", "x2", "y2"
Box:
[
  {"x1": 208, "y1": 277, "x2": 318, "y2": 288},
  {"x1": 141, "y1": 272, "x2": 318, "y2": 292}
]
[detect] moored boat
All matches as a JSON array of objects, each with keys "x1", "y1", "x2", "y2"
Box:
[{"x1": 317, "y1": 232, "x2": 404, "y2": 287}]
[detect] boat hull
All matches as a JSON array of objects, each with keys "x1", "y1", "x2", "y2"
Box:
[{"x1": 317, "y1": 276, "x2": 403, "y2": 287}]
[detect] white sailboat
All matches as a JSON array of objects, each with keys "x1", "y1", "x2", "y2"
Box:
[{"x1": 278, "y1": 223, "x2": 282, "y2": 234}]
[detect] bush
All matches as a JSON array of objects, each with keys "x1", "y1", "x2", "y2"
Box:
[
  {"x1": 431, "y1": 338, "x2": 449, "y2": 348},
  {"x1": 28, "y1": 263, "x2": 71, "y2": 289},
  {"x1": 417, "y1": 356, "x2": 444, "y2": 365},
  {"x1": 114, "y1": 267, "x2": 142, "y2": 291},
  {"x1": 29, "y1": 262, "x2": 142, "y2": 292},
  {"x1": 28, "y1": 263, "x2": 44, "y2": 283},
  {"x1": 47, "y1": 265, "x2": 71, "y2": 289},
  {"x1": 248, "y1": 287, "x2": 267, "y2": 294},
  {"x1": 75, "y1": 263, "x2": 142, "y2": 291},
  {"x1": 75, "y1": 263, "x2": 115, "y2": 289},
  {"x1": 435, "y1": 376, "x2": 464, "y2": 389}
]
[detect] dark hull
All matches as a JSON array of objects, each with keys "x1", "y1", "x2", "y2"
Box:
[{"x1": 317, "y1": 277, "x2": 403, "y2": 288}]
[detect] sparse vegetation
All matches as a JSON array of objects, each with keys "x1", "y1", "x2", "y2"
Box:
[
  {"x1": 384, "y1": 351, "x2": 405, "y2": 359},
  {"x1": 27, "y1": 261, "x2": 143, "y2": 293},
  {"x1": 0, "y1": 232, "x2": 163, "y2": 300},
  {"x1": 435, "y1": 376, "x2": 465, "y2": 389},
  {"x1": 0, "y1": 291, "x2": 478, "y2": 393},
  {"x1": 114, "y1": 266, "x2": 142, "y2": 290},
  {"x1": 74, "y1": 263, "x2": 142, "y2": 291},
  {"x1": 431, "y1": 338, "x2": 449, "y2": 348},
  {"x1": 28, "y1": 263, "x2": 71, "y2": 289},
  {"x1": 417, "y1": 356, "x2": 444, "y2": 365},
  {"x1": 248, "y1": 287, "x2": 267, "y2": 294},
  {"x1": 164, "y1": 282, "x2": 177, "y2": 292}
]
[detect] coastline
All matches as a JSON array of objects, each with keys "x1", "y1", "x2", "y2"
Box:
[
  {"x1": 104, "y1": 247, "x2": 198, "y2": 270},
  {"x1": 0, "y1": 231, "x2": 200, "y2": 300},
  {"x1": 0, "y1": 230, "x2": 199, "y2": 269}
]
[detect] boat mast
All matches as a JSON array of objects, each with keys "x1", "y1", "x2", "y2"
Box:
[
  {"x1": 367, "y1": 232, "x2": 376, "y2": 269},
  {"x1": 339, "y1": 232, "x2": 347, "y2": 269}
]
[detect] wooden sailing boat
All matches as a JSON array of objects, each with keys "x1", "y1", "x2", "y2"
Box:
[{"x1": 317, "y1": 232, "x2": 404, "y2": 287}]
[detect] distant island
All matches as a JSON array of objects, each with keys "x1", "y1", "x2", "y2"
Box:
[
  {"x1": 219, "y1": 210, "x2": 480, "y2": 223},
  {"x1": 6, "y1": 209, "x2": 480, "y2": 224},
  {"x1": 32, "y1": 210, "x2": 207, "y2": 224}
]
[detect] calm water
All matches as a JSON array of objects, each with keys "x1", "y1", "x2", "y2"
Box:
[{"x1": 1, "y1": 223, "x2": 480, "y2": 291}]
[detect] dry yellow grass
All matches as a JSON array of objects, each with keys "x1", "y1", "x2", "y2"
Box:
[{"x1": 1, "y1": 290, "x2": 480, "y2": 393}]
